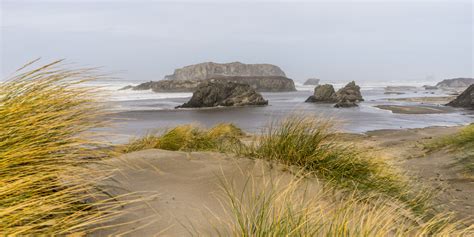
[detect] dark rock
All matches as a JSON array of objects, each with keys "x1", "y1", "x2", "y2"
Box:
[
  {"x1": 132, "y1": 81, "x2": 156, "y2": 90},
  {"x1": 334, "y1": 100, "x2": 358, "y2": 108},
  {"x1": 135, "y1": 80, "x2": 200, "y2": 92},
  {"x1": 208, "y1": 76, "x2": 296, "y2": 92},
  {"x1": 303, "y1": 78, "x2": 320, "y2": 86},
  {"x1": 305, "y1": 84, "x2": 338, "y2": 103},
  {"x1": 128, "y1": 76, "x2": 296, "y2": 92},
  {"x1": 335, "y1": 81, "x2": 364, "y2": 104},
  {"x1": 436, "y1": 78, "x2": 474, "y2": 88},
  {"x1": 423, "y1": 85, "x2": 438, "y2": 90},
  {"x1": 384, "y1": 91, "x2": 405, "y2": 95},
  {"x1": 176, "y1": 81, "x2": 268, "y2": 108},
  {"x1": 446, "y1": 84, "x2": 474, "y2": 109}
]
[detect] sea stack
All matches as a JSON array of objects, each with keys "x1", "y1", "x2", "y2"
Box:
[
  {"x1": 334, "y1": 81, "x2": 364, "y2": 108},
  {"x1": 446, "y1": 84, "x2": 474, "y2": 109},
  {"x1": 176, "y1": 81, "x2": 268, "y2": 108},
  {"x1": 305, "y1": 84, "x2": 338, "y2": 103}
]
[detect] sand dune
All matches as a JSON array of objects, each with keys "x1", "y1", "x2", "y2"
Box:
[{"x1": 95, "y1": 149, "x2": 306, "y2": 236}]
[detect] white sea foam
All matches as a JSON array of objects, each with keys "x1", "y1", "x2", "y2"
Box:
[
  {"x1": 295, "y1": 80, "x2": 435, "y2": 91},
  {"x1": 83, "y1": 80, "x2": 191, "y2": 102}
]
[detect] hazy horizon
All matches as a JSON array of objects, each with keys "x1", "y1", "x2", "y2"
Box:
[{"x1": 1, "y1": 0, "x2": 472, "y2": 83}]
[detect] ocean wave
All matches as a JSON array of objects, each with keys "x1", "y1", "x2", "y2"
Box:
[{"x1": 82, "y1": 80, "x2": 191, "y2": 102}]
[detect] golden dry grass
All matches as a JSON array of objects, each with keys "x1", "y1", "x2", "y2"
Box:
[
  {"x1": 237, "y1": 115, "x2": 429, "y2": 213},
  {"x1": 0, "y1": 60, "x2": 137, "y2": 235},
  {"x1": 120, "y1": 123, "x2": 244, "y2": 153},
  {"x1": 216, "y1": 173, "x2": 474, "y2": 236}
]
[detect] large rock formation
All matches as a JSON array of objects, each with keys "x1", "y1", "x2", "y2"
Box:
[
  {"x1": 436, "y1": 78, "x2": 474, "y2": 88},
  {"x1": 305, "y1": 84, "x2": 338, "y2": 103},
  {"x1": 446, "y1": 84, "x2": 474, "y2": 109},
  {"x1": 129, "y1": 76, "x2": 296, "y2": 92},
  {"x1": 334, "y1": 81, "x2": 364, "y2": 108},
  {"x1": 303, "y1": 78, "x2": 320, "y2": 86},
  {"x1": 165, "y1": 62, "x2": 286, "y2": 80},
  {"x1": 176, "y1": 81, "x2": 268, "y2": 108},
  {"x1": 125, "y1": 62, "x2": 296, "y2": 92}
]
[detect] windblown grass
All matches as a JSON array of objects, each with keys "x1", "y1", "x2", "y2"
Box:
[
  {"x1": 217, "y1": 174, "x2": 473, "y2": 236},
  {"x1": 0, "y1": 60, "x2": 133, "y2": 235},
  {"x1": 120, "y1": 123, "x2": 244, "y2": 153},
  {"x1": 427, "y1": 124, "x2": 474, "y2": 150},
  {"x1": 237, "y1": 115, "x2": 428, "y2": 212},
  {"x1": 427, "y1": 124, "x2": 474, "y2": 177}
]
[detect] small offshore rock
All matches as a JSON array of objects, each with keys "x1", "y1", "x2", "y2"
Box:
[
  {"x1": 305, "y1": 84, "x2": 338, "y2": 103},
  {"x1": 334, "y1": 81, "x2": 364, "y2": 108},
  {"x1": 303, "y1": 78, "x2": 320, "y2": 86}
]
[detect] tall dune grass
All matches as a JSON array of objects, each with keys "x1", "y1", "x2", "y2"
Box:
[
  {"x1": 0, "y1": 60, "x2": 129, "y2": 235},
  {"x1": 124, "y1": 116, "x2": 428, "y2": 212},
  {"x1": 237, "y1": 116, "x2": 429, "y2": 213},
  {"x1": 217, "y1": 174, "x2": 473, "y2": 236},
  {"x1": 426, "y1": 124, "x2": 474, "y2": 177}
]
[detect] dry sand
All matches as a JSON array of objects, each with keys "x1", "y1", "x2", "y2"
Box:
[
  {"x1": 92, "y1": 126, "x2": 473, "y2": 236},
  {"x1": 94, "y1": 149, "x2": 312, "y2": 236},
  {"x1": 346, "y1": 126, "x2": 474, "y2": 222}
]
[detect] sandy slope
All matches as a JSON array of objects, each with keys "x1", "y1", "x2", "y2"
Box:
[
  {"x1": 93, "y1": 149, "x2": 304, "y2": 236},
  {"x1": 92, "y1": 126, "x2": 473, "y2": 236},
  {"x1": 348, "y1": 126, "x2": 474, "y2": 223}
]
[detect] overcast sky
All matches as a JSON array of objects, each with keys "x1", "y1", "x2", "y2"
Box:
[{"x1": 1, "y1": 0, "x2": 472, "y2": 83}]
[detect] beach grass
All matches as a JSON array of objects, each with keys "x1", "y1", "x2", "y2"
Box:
[
  {"x1": 236, "y1": 115, "x2": 429, "y2": 213},
  {"x1": 0, "y1": 60, "x2": 132, "y2": 235},
  {"x1": 426, "y1": 124, "x2": 474, "y2": 177},
  {"x1": 217, "y1": 174, "x2": 473, "y2": 236},
  {"x1": 428, "y1": 124, "x2": 474, "y2": 150},
  {"x1": 120, "y1": 123, "x2": 244, "y2": 153},
  {"x1": 126, "y1": 116, "x2": 429, "y2": 213}
]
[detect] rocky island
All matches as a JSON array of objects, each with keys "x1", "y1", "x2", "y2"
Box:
[
  {"x1": 125, "y1": 62, "x2": 296, "y2": 92},
  {"x1": 303, "y1": 78, "x2": 320, "y2": 86},
  {"x1": 176, "y1": 81, "x2": 268, "y2": 108}
]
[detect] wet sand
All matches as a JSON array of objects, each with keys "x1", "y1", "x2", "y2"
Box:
[
  {"x1": 375, "y1": 104, "x2": 455, "y2": 114},
  {"x1": 387, "y1": 96, "x2": 456, "y2": 104}
]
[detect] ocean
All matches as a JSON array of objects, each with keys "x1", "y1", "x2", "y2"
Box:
[{"x1": 86, "y1": 80, "x2": 474, "y2": 143}]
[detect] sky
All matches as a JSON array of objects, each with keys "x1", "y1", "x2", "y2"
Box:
[{"x1": 1, "y1": 0, "x2": 472, "y2": 83}]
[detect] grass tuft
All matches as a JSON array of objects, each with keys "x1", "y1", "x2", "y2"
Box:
[
  {"x1": 427, "y1": 124, "x2": 474, "y2": 150},
  {"x1": 120, "y1": 123, "x2": 244, "y2": 153}
]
